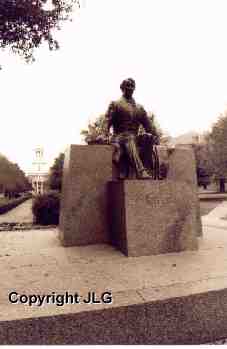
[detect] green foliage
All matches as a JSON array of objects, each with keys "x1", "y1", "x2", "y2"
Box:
[
  {"x1": 208, "y1": 115, "x2": 227, "y2": 176},
  {"x1": 32, "y1": 191, "x2": 60, "y2": 225},
  {"x1": 80, "y1": 114, "x2": 108, "y2": 144},
  {"x1": 0, "y1": 0, "x2": 80, "y2": 63},
  {"x1": 192, "y1": 142, "x2": 213, "y2": 188},
  {"x1": 196, "y1": 167, "x2": 211, "y2": 188},
  {"x1": 0, "y1": 153, "x2": 30, "y2": 196},
  {"x1": 48, "y1": 152, "x2": 64, "y2": 191},
  {"x1": 205, "y1": 114, "x2": 227, "y2": 192}
]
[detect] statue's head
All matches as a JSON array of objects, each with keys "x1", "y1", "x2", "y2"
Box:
[{"x1": 120, "y1": 78, "x2": 135, "y2": 98}]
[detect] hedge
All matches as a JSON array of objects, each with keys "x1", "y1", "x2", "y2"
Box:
[
  {"x1": 0, "y1": 194, "x2": 31, "y2": 215},
  {"x1": 32, "y1": 191, "x2": 60, "y2": 225}
]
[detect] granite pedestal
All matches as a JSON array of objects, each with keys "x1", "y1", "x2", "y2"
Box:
[
  {"x1": 59, "y1": 145, "x2": 113, "y2": 246},
  {"x1": 108, "y1": 180, "x2": 198, "y2": 257},
  {"x1": 59, "y1": 144, "x2": 201, "y2": 251},
  {"x1": 158, "y1": 145, "x2": 202, "y2": 236}
]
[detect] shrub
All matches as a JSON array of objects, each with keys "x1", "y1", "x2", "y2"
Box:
[
  {"x1": 0, "y1": 194, "x2": 31, "y2": 215},
  {"x1": 32, "y1": 191, "x2": 60, "y2": 225}
]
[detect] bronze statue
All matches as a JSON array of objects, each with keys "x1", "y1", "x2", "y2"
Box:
[{"x1": 105, "y1": 78, "x2": 158, "y2": 179}]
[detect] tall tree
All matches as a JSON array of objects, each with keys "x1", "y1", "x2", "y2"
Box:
[
  {"x1": 192, "y1": 140, "x2": 213, "y2": 189},
  {"x1": 207, "y1": 114, "x2": 227, "y2": 192},
  {"x1": 48, "y1": 152, "x2": 64, "y2": 191},
  {"x1": 0, "y1": 153, "x2": 30, "y2": 196},
  {"x1": 80, "y1": 114, "x2": 108, "y2": 144},
  {"x1": 0, "y1": 0, "x2": 79, "y2": 63}
]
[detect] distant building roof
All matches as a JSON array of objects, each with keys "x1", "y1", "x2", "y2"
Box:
[{"x1": 169, "y1": 131, "x2": 206, "y2": 146}]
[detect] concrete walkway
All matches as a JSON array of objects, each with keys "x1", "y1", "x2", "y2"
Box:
[
  {"x1": 202, "y1": 199, "x2": 227, "y2": 229},
  {"x1": 0, "y1": 199, "x2": 33, "y2": 224},
  {"x1": 0, "y1": 200, "x2": 227, "y2": 344}
]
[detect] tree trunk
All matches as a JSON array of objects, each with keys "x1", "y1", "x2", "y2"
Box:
[{"x1": 219, "y1": 178, "x2": 225, "y2": 193}]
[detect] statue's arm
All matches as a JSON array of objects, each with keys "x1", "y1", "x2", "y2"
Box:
[
  {"x1": 139, "y1": 107, "x2": 152, "y2": 133},
  {"x1": 105, "y1": 101, "x2": 116, "y2": 135},
  {"x1": 139, "y1": 108, "x2": 160, "y2": 144}
]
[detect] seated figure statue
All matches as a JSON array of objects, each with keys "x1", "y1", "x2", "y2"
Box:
[{"x1": 105, "y1": 78, "x2": 158, "y2": 179}]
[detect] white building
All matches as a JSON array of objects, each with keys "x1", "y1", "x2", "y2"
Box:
[{"x1": 27, "y1": 147, "x2": 49, "y2": 195}]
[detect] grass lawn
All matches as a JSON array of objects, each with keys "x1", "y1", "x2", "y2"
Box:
[{"x1": 0, "y1": 197, "x2": 11, "y2": 206}]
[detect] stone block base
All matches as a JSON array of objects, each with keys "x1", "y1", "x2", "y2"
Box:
[
  {"x1": 59, "y1": 145, "x2": 113, "y2": 246},
  {"x1": 59, "y1": 144, "x2": 202, "y2": 247},
  {"x1": 108, "y1": 180, "x2": 198, "y2": 257}
]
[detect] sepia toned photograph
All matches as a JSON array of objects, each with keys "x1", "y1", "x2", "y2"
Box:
[{"x1": 0, "y1": 0, "x2": 227, "y2": 345}]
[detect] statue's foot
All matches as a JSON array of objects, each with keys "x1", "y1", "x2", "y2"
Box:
[{"x1": 137, "y1": 169, "x2": 152, "y2": 180}]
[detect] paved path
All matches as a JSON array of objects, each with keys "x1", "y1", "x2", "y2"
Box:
[
  {"x1": 0, "y1": 197, "x2": 227, "y2": 343},
  {"x1": 0, "y1": 199, "x2": 33, "y2": 224},
  {"x1": 1, "y1": 220, "x2": 227, "y2": 343},
  {"x1": 202, "y1": 200, "x2": 227, "y2": 230}
]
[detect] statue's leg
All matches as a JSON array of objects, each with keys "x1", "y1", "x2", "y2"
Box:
[
  {"x1": 123, "y1": 135, "x2": 148, "y2": 178},
  {"x1": 112, "y1": 142, "x2": 121, "y2": 164},
  {"x1": 112, "y1": 134, "x2": 152, "y2": 179},
  {"x1": 137, "y1": 133, "x2": 154, "y2": 175},
  {"x1": 111, "y1": 139, "x2": 129, "y2": 179}
]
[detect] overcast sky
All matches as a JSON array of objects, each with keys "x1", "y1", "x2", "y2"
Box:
[{"x1": 1, "y1": 0, "x2": 227, "y2": 172}]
